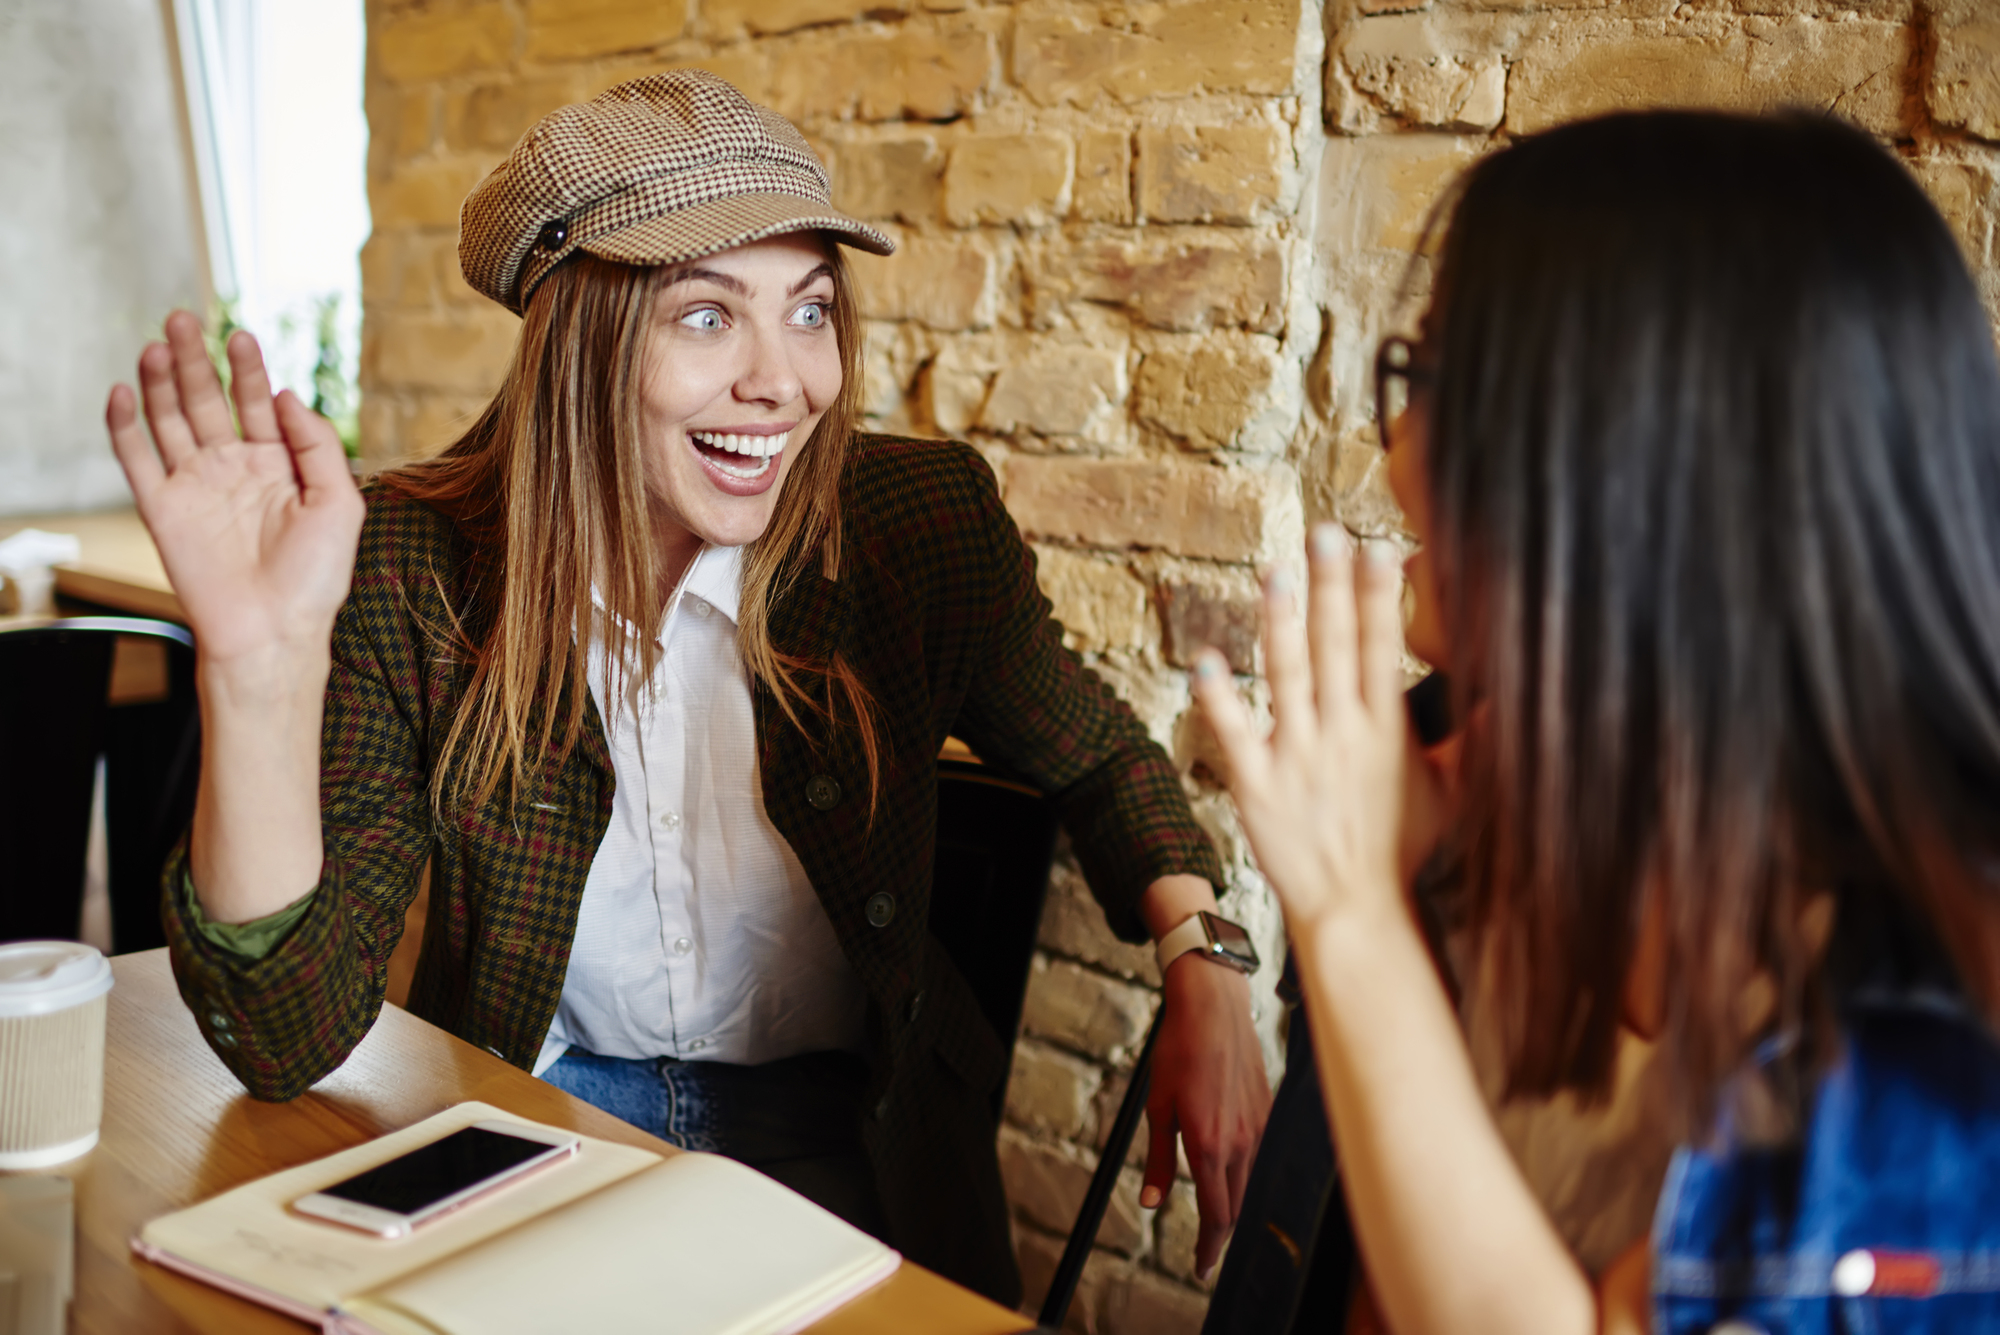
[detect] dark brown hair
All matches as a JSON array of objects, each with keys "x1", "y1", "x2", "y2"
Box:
[
  {"x1": 1417, "y1": 112, "x2": 2000, "y2": 1138},
  {"x1": 378, "y1": 243, "x2": 881, "y2": 816}
]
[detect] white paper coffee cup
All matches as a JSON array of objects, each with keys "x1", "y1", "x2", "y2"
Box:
[{"x1": 0, "y1": 942, "x2": 113, "y2": 1169}]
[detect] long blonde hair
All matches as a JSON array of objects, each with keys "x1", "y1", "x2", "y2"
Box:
[{"x1": 381, "y1": 244, "x2": 880, "y2": 815}]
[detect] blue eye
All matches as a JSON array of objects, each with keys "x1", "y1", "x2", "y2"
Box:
[
  {"x1": 790, "y1": 302, "x2": 830, "y2": 329},
  {"x1": 680, "y1": 308, "x2": 723, "y2": 332}
]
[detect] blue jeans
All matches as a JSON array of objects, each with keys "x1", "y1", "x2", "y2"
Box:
[{"x1": 542, "y1": 1046, "x2": 890, "y2": 1241}]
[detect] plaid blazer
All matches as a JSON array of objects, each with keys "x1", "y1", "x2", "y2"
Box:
[{"x1": 163, "y1": 434, "x2": 1220, "y2": 1300}]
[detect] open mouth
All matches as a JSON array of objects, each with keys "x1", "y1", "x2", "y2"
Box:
[{"x1": 689, "y1": 430, "x2": 782, "y2": 480}]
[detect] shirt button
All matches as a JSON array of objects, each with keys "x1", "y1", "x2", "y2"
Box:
[
  {"x1": 672, "y1": 936, "x2": 693, "y2": 957},
  {"x1": 806, "y1": 775, "x2": 842, "y2": 810},
  {"x1": 690, "y1": 600, "x2": 710, "y2": 618},
  {"x1": 659, "y1": 810, "x2": 681, "y2": 831},
  {"x1": 687, "y1": 1038, "x2": 707, "y2": 1052},
  {"x1": 865, "y1": 892, "x2": 896, "y2": 928}
]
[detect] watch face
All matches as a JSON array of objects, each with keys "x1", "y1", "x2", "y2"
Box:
[{"x1": 1202, "y1": 912, "x2": 1259, "y2": 972}]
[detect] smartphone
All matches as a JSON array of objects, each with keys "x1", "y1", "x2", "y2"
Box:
[{"x1": 291, "y1": 1121, "x2": 581, "y2": 1239}]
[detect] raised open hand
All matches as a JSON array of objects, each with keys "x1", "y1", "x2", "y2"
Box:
[
  {"x1": 1191, "y1": 526, "x2": 1410, "y2": 934},
  {"x1": 105, "y1": 310, "x2": 365, "y2": 670}
]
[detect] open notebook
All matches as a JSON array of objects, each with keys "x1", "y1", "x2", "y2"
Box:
[{"x1": 131, "y1": 1101, "x2": 900, "y2": 1335}]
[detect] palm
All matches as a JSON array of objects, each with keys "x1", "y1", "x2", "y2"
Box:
[{"x1": 107, "y1": 312, "x2": 364, "y2": 664}]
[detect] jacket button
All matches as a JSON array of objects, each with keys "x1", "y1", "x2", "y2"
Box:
[
  {"x1": 908, "y1": 990, "x2": 925, "y2": 1022},
  {"x1": 873, "y1": 1095, "x2": 891, "y2": 1121},
  {"x1": 806, "y1": 774, "x2": 842, "y2": 810},
  {"x1": 212, "y1": 1030, "x2": 239, "y2": 1050},
  {"x1": 865, "y1": 892, "x2": 896, "y2": 927},
  {"x1": 207, "y1": 1010, "x2": 234, "y2": 1032}
]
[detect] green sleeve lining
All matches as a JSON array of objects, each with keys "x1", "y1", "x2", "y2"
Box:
[{"x1": 179, "y1": 868, "x2": 316, "y2": 962}]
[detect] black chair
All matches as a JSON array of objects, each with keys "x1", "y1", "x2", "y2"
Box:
[
  {"x1": 927, "y1": 755, "x2": 1163, "y2": 1330},
  {"x1": 0, "y1": 617, "x2": 199, "y2": 951}
]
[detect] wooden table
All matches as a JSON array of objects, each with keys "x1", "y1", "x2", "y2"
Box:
[
  {"x1": 0, "y1": 509, "x2": 181, "y2": 622},
  {"x1": 45, "y1": 950, "x2": 1032, "y2": 1334}
]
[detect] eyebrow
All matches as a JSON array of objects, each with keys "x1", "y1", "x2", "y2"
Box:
[{"x1": 662, "y1": 262, "x2": 837, "y2": 300}]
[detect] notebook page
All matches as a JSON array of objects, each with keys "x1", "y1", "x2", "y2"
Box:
[
  {"x1": 135, "y1": 1102, "x2": 663, "y2": 1312},
  {"x1": 336, "y1": 1152, "x2": 900, "y2": 1335}
]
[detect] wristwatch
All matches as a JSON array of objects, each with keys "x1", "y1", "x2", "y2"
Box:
[{"x1": 1155, "y1": 910, "x2": 1260, "y2": 975}]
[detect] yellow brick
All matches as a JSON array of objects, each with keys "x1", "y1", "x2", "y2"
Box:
[
  {"x1": 369, "y1": 155, "x2": 494, "y2": 229},
  {"x1": 833, "y1": 134, "x2": 944, "y2": 223},
  {"x1": 1337, "y1": 13, "x2": 1507, "y2": 132},
  {"x1": 980, "y1": 344, "x2": 1125, "y2": 436},
  {"x1": 445, "y1": 77, "x2": 578, "y2": 153},
  {"x1": 852, "y1": 232, "x2": 996, "y2": 329},
  {"x1": 1036, "y1": 232, "x2": 1286, "y2": 333},
  {"x1": 1316, "y1": 133, "x2": 1482, "y2": 257},
  {"x1": 702, "y1": 0, "x2": 907, "y2": 38},
  {"x1": 370, "y1": 310, "x2": 520, "y2": 394},
  {"x1": 1508, "y1": 17, "x2": 1912, "y2": 138},
  {"x1": 1014, "y1": 0, "x2": 1302, "y2": 107},
  {"x1": 1033, "y1": 547, "x2": 1150, "y2": 654},
  {"x1": 1005, "y1": 458, "x2": 1291, "y2": 562},
  {"x1": 1137, "y1": 123, "x2": 1288, "y2": 226},
  {"x1": 1932, "y1": 3, "x2": 2000, "y2": 143},
  {"x1": 944, "y1": 133, "x2": 1072, "y2": 227},
  {"x1": 1135, "y1": 335, "x2": 1284, "y2": 451},
  {"x1": 406, "y1": 392, "x2": 494, "y2": 457},
  {"x1": 1073, "y1": 130, "x2": 1132, "y2": 225},
  {"x1": 360, "y1": 230, "x2": 460, "y2": 311},
  {"x1": 768, "y1": 22, "x2": 994, "y2": 122},
  {"x1": 523, "y1": 0, "x2": 686, "y2": 61},
  {"x1": 372, "y1": 4, "x2": 515, "y2": 82}
]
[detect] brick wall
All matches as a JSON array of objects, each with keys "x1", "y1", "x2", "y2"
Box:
[{"x1": 360, "y1": 3, "x2": 2000, "y2": 1331}]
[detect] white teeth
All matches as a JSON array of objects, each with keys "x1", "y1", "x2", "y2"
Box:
[
  {"x1": 689, "y1": 430, "x2": 784, "y2": 458},
  {"x1": 706, "y1": 450, "x2": 775, "y2": 480}
]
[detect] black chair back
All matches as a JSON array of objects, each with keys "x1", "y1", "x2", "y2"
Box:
[
  {"x1": 927, "y1": 757, "x2": 1063, "y2": 1120},
  {"x1": 0, "y1": 618, "x2": 197, "y2": 950}
]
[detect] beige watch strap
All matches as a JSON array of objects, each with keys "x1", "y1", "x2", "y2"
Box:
[{"x1": 1154, "y1": 913, "x2": 1212, "y2": 974}]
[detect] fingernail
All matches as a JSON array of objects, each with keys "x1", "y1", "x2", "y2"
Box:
[
  {"x1": 1363, "y1": 539, "x2": 1399, "y2": 568},
  {"x1": 1191, "y1": 651, "x2": 1226, "y2": 681},
  {"x1": 1267, "y1": 566, "x2": 1297, "y2": 595},
  {"x1": 1140, "y1": 1186, "x2": 1162, "y2": 1210},
  {"x1": 1310, "y1": 523, "x2": 1349, "y2": 560}
]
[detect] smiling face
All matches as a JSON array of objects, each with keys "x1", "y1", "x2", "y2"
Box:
[{"x1": 637, "y1": 233, "x2": 843, "y2": 561}]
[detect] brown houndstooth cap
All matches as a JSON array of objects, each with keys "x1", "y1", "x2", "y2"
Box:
[{"x1": 460, "y1": 70, "x2": 894, "y2": 315}]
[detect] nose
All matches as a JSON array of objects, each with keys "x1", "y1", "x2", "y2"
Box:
[{"x1": 733, "y1": 318, "x2": 804, "y2": 408}]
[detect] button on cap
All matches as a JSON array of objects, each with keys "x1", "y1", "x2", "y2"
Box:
[
  {"x1": 865, "y1": 892, "x2": 896, "y2": 927},
  {"x1": 806, "y1": 775, "x2": 842, "y2": 810}
]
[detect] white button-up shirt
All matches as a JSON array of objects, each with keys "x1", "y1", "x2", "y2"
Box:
[{"x1": 532, "y1": 545, "x2": 867, "y2": 1076}]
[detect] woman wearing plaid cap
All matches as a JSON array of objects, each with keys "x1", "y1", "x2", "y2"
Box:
[{"x1": 105, "y1": 70, "x2": 1268, "y2": 1302}]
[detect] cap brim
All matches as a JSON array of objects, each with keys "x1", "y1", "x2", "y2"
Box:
[{"x1": 579, "y1": 193, "x2": 895, "y2": 270}]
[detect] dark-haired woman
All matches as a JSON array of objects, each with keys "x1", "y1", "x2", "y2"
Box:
[
  {"x1": 105, "y1": 71, "x2": 1269, "y2": 1303},
  {"x1": 1198, "y1": 111, "x2": 2000, "y2": 1333}
]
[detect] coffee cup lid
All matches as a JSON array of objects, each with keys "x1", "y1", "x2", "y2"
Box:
[{"x1": 0, "y1": 942, "x2": 113, "y2": 1017}]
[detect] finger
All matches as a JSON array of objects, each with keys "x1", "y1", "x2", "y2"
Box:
[
  {"x1": 275, "y1": 390, "x2": 359, "y2": 505},
  {"x1": 161, "y1": 309, "x2": 240, "y2": 447},
  {"x1": 1308, "y1": 523, "x2": 1360, "y2": 717},
  {"x1": 1262, "y1": 566, "x2": 1315, "y2": 751},
  {"x1": 1357, "y1": 540, "x2": 1406, "y2": 717},
  {"x1": 105, "y1": 383, "x2": 167, "y2": 502},
  {"x1": 1191, "y1": 651, "x2": 1269, "y2": 795},
  {"x1": 136, "y1": 340, "x2": 200, "y2": 470},
  {"x1": 1187, "y1": 1140, "x2": 1236, "y2": 1280},
  {"x1": 1140, "y1": 1102, "x2": 1177, "y2": 1211},
  {"x1": 228, "y1": 330, "x2": 282, "y2": 443}
]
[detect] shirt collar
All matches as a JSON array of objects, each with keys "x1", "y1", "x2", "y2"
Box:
[{"x1": 678, "y1": 542, "x2": 744, "y2": 627}]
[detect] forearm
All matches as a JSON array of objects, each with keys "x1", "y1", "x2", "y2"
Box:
[
  {"x1": 188, "y1": 645, "x2": 330, "y2": 923},
  {"x1": 1294, "y1": 901, "x2": 1595, "y2": 1335},
  {"x1": 1139, "y1": 873, "x2": 1218, "y2": 939}
]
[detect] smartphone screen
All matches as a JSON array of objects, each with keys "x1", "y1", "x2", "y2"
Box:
[{"x1": 318, "y1": 1127, "x2": 563, "y2": 1215}]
